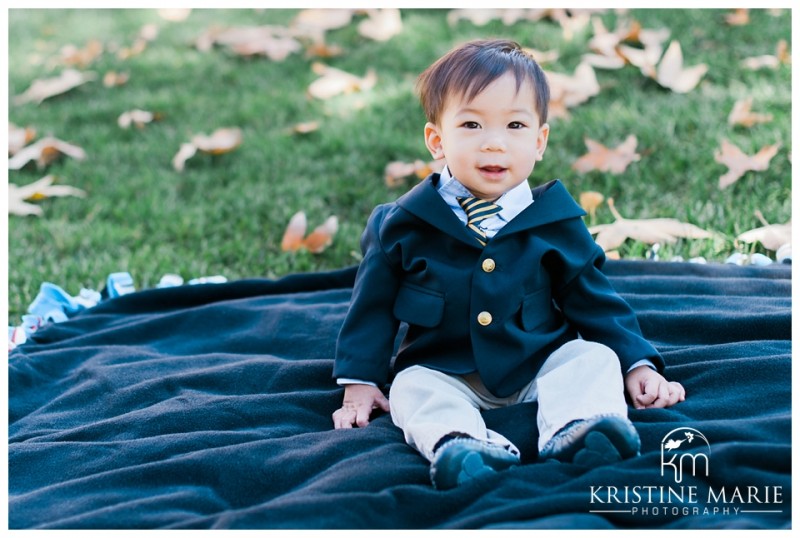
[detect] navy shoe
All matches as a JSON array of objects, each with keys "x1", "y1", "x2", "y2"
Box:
[
  {"x1": 539, "y1": 415, "x2": 640, "y2": 467},
  {"x1": 430, "y1": 437, "x2": 520, "y2": 490}
]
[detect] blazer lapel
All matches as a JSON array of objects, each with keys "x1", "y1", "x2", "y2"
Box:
[
  {"x1": 495, "y1": 179, "x2": 586, "y2": 239},
  {"x1": 396, "y1": 175, "x2": 481, "y2": 248}
]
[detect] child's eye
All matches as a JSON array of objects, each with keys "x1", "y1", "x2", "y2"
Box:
[
  {"x1": 461, "y1": 121, "x2": 480, "y2": 129},
  {"x1": 508, "y1": 121, "x2": 526, "y2": 129}
]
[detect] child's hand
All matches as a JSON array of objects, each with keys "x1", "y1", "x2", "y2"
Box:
[
  {"x1": 332, "y1": 384, "x2": 390, "y2": 429},
  {"x1": 624, "y1": 365, "x2": 686, "y2": 410}
]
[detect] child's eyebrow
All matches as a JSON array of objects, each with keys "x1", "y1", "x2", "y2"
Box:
[{"x1": 455, "y1": 106, "x2": 535, "y2": 116}]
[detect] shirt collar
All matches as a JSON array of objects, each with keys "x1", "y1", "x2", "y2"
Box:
[{"x1": 437, "y1": 165, "x2": 533, "y2": 223}]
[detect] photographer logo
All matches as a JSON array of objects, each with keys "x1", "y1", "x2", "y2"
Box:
[{"x1": 660, "y1": 427, "x2": 710, "y2": 483}]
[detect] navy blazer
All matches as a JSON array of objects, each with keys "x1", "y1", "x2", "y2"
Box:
[{"x1": 334, "y1": 174, "x2": 663, "y2": 397}]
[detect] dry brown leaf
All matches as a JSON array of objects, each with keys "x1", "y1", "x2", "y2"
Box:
[
  {"x1": 725, "y1": 8, "x2": 750, "y2": 26},
  {"x1": 13, "y1": 69, "x2": 96, "y2": 105},
  {"x1": 714, "y1": 139, "x2": 781, "y2": 189},
  {"x1": 9, "y1": 123, "x2": 36, "y2": 155},
  {"x1": 446, "y1": 9, "x2": 504, "y2": 26},
  {"x1": 157, "y1": 8, "x2": 192, "y2": 22},
  {"x1": 118, "y1": 109, "x2": 157, "y2": 129},
  {"x1": 741, "y1": 40, "x2": 791, "y2": 70},
  {"x1": 384, "y1": 158, "x2": 445, "y2": 188},
  {"x1": 303, "y1": 216, "x2": 339, "y2": 253},
  {"x1": 8, "y1": 136, "x2": 86, "y2": 170},
  {"x1": 230, "y1": 35, "x2": 301, "y2": 60},
  {"x1": 736, "y1": 212, "x2": 791, "y2": 251},
  {"x1": 308, "y1": 62, "x2": 377, "y2": 100},
  {"x1": 588, "y1": 198, "x2": 714, "y2": 252},
  {"x1": 304, "y1": 41, "x2": 344, "y2": 58},
  {"x1": 293, "y1": 9, "x2": 355, "y2": 34},
  {"x1": 358, "y1": 9, "x2": 402, "y2": 42},
  {"x1": 9, "y1": 175, "x2": 86, "y2": 216},
  {"x1": 572, "y1": 135, "x2": 640, "y2": 174},
  {"x1": 172, "y1": 143, "x2": 198, "y2": 172},
  {"x1": 521, "y1": 47, "x2": 559, "y2": 65},
  {"x1": 281, "y1": 211, "x2": 338, "y2": 253},
  {"x1": 655, "y1": 40, "x2": 707, "y2": 93},
  {"x1": 103, "y1": 71, "x2": 130, "y2": 87},
  {"x1": 579, "y1": 191, "x2": 605, "y2": 219},
  {"x1": 290, "y1": 121, "x2": 321, "y2": 135},
  {"x1": 60, "y1": 40, "x2": 103, "y2": 68},
  {"x1": 727, "y1": 98, "x2": 773, "y2": 128},
  {"x1": 545, "y1": 62, "x2": 600, "y2": 119},
  {"x1": 117, "y1": 38, "x2": 148, "y2": 60},
  {"x1": 191, "y1": 127, "x2": 243, "y2": 155}
]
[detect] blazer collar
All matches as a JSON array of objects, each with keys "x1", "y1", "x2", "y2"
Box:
[{"x1": 396, "y1": 174, "x2": 586, "y2": 245}]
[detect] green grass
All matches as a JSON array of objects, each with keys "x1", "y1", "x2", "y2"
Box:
[{"x1": 6, "y1": 8, "x2": 792, "y2": 321}]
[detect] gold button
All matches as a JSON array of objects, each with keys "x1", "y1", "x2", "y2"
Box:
[
  {"x1": 482, "y1": 258, "x2": 496, "y2": 273},
  {"x1": 477, "y1": 311, "x2": 493, "y2": 326}
]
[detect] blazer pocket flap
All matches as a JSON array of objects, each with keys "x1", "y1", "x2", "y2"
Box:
[
  {"x1": 521, "y1": 288, "x2": 552, "y2": 331},
  {"x1": 393, "y1": 284, "x2": 445, "y2": 328}
]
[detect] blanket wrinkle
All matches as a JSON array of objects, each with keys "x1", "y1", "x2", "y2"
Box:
[{"x1": 8, "y1": 260, "x2": 791, "y2": 529}]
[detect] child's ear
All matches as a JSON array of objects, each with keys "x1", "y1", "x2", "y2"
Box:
[
  {"x1": 535, "y1": 123, "x2": 550, "y2": 161},
  {"x1": 424, "y1": 122, "x2": 445, "y2": 160}
]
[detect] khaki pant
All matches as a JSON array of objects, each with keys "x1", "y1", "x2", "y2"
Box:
[{"x1": 389, "y1": 339, "x2": 628, "y2": 461}]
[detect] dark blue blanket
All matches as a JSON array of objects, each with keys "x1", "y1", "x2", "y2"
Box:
[{"x1": 8, "y1": 260, "x2": 791, "y2": 529}]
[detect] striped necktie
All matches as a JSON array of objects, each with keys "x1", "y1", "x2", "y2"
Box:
[{"x1": 457, "y1": 196, "x2": 503, "y2": 247}]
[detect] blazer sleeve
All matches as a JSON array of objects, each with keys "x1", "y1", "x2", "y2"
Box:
[
  {"x1": 551, "y1": 222, "x2": 665, "y2": 374},
  {"x1": 333, "y1": 205, "x2": 402, "y2": 386}
]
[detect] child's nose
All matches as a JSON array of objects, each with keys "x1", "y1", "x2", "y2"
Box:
[{"x1": 480, "y1": 134, "x2": 506, "y2": 152}]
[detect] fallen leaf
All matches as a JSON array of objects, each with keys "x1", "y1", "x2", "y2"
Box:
[
  {"x1": 8, "y1": 136, "x2": 86, "y2": 170},
  {"x1": 172, "y1": 143, "x2": 198, "y2": 172},
  {"x1": 191, "y1": 127, "x2": 243, "y2": 154},
  {"x1": 117, "y1": 38, "x2": 148, "y2": 60},
  {"x1": 588, "y1": 198, "x2": 714, "y2": 252},
  {"x1": 59, "y1": 40, "x2": 103, "y2": 68},
  {"x1": 308, "y1": 62, "x2": 377, "y2": 100},
  {"x1": 725, "y1": 8, "x2": 749, "y2": 26},
  {"x1": 572, "y1": 135, "x2": 640, "y2": 174},
  {"x1": 737, "y1": 212, "x2": 790, "y2": 251},
  {"x1": 196, "y1": 26, "x2": 300, "y2": 61},
  {"x1": 13, "y1": 69, "x2": 96, "y2": 105},
  {"x1": 293, "y1": 9, "x2": 355, "y2": 34},
  {"x1": 727, "y1": 98, "x2": 773, "y2": 128},
  {"x1": 545, "y1": 62, "x2": 600, "y2": 118},
  {"x1": 384, "y1": 158, "x2": 445, "y2": 188},
  {"x1": 103, "y1": 71, "x2": 130, "y2": 87},
  {"x1": 303, "y1": 216, "x2": 339, "y2": 253},
  {"x1": 655, "y1": 40, "x2": 707, "y2": 93},
  {"x1": 741, "y1": 40, "x2": 791, "y2": 70},
  {"x1": 9, "y1": 175, "x2": 86, "y2": 216},
  {"x1": 9, "y1": 123, "x2": 36, "y2": 155},
  {"x1": 290, "y1": 121, "x2": 321, "y2": 135},
  {"x1": 172, "y1": 128, "x2": 243, "y2": 171},
  {"x1": 446, "y1": 9, "x2": 504, "y2": 26},
  {"x1": 281, "y1": 211, "x2": 338, "y2": 253},
  {"x1": 231, "y1": 36, "x2": 301, "y2": 61},
  {"x1": 358, "y1": 8, "x2": 403, "y2": 42},
  {"x1": 304, "y1": 41, "x2": 344, "y2": 58},
  {"x1": 714, "y1": 139, "x2": 781, "y2": 189},
  {"x1": 579, "y1": 191, "x2": 605, "y2": 219},
  {"x1": 157, "y1": 8, "x2": 192, "y2": 21},
  {"x1": 521, "y1": 47, "x2": 559, "y2": 65},
  {"x1": 118, "y1": 109, "x2": 157, "y2": 129}
]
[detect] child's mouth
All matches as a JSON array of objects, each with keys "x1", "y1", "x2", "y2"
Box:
[{"x1": 479, "y1": 166, "x2": 507, "y2": 178}]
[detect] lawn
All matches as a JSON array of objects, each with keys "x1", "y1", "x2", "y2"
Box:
[{"x1": 6, "y1": 8, "x2": 792, "y2": 321}]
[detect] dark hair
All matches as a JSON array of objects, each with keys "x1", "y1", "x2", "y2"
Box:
[{"x1": 416, "y1": 39, "x2": 550, "y2": 125}]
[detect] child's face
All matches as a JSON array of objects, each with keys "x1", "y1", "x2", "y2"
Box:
[{"x1": 424, "y1": 72, "x2": 549, "y2": 202}]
